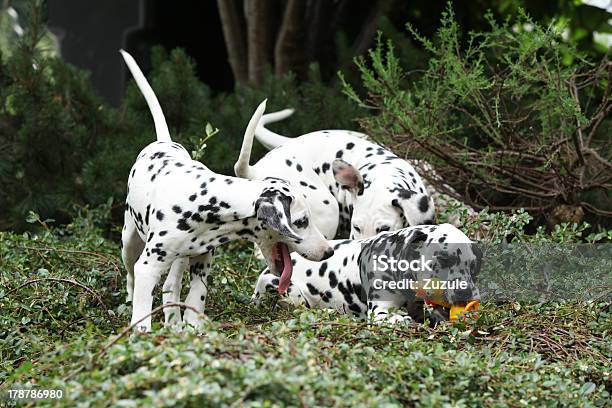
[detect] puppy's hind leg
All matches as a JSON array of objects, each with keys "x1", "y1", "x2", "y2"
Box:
[
  {"x1": 121, "y1": 219, "x2": 144, "y2": 303},
  {"x1": 162, "y1": 258, "x2": 188, "y2": 326},
  {"x1": 183, "y1": 252, "x2": 214, "y2": 329},
  {"x1": 131, "y1": 255, "x2": 172, "y2": 332}
]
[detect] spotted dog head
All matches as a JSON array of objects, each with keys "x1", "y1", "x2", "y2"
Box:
[
  {"x1": 359, "y1": 224, "x2": 481, "y2": 323},
  {"x1": 255, "y1": 177, "x2": 334, "y2": 293},
  {"x1": 421, "y1": 239, "x2": 481, "y2": 317},
  {"x1": 417, "y1": 238, "x2": 482, "y2": 324},
  {"x1": 411, "y1": 227, "x2": 480, "y2": 322},
  {"x1": 332, "y1": 159, "x2": 435, "y2": 239}
]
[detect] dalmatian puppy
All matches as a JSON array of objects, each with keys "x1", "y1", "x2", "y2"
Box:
[
  {"x1": 235, "y1": 108, "x2": 435, "y2": 240},
  {"x1": 253, "y1": 223, "x2": 481, "y2": 324},
  {"x1": 119, "y1": 50, "x2": 333, "y2": 331}
]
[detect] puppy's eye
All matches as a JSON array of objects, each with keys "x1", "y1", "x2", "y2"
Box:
[
  {"x1": 353, "y1": 225, "x2": 361, "y2": 233},
  {"x1": 293, "y1": 216, "x2": 309, "y2": 229},
  {"x1": 377, "y1": 225, "x2": 390, "y2": 233}
]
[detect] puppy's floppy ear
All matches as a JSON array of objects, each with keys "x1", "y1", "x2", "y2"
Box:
[
  {"x1": 255, "y1": 194, "x2": 302, "y2": 241},
  {"x1": 393, "y1": 192, "x2": 436, "y2": 226},
  {"x1": 332, "y1": 159, "x2": 363, "y2": 194}
]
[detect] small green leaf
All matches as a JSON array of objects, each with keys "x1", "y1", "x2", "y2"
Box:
[{"x1": 581, "y1": 382, "x2": 596, "y2": 395}]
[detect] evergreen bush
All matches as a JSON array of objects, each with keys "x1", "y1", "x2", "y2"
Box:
[
  {"x1": 0, "y1": 37, "x2": 114, "y2": 229},
  {"x1": 0, "y1": 40, "x2": 363, "y2": 229},
  {"x1": 342, "y1": 5, "x2": 611, "y2": 228}
]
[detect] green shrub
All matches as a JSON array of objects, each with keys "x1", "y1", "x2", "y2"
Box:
[
  {"x1": 0, "y1": 39, "x2": 363, "y2": 229},
  {"x1": 342, "y1": 5, "x2": 611, "y2": 228},
  {"x1": 0, "y1": 40, "x2": 116, "y2": 229}
]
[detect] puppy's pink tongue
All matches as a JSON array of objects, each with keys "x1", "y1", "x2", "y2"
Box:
[{"x1": 278, "y1": 244, "x2": 293, "y2": 294}]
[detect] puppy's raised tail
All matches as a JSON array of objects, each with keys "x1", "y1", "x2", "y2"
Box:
[
  {"x1": 119, "y1": 49, "x2": 171, "y2": 142},
  {"x1": 255, "y1": 108, "x2": 295, "y2": 150},
  {"x1": 234, "y1": 100, "x2": 267, "y2": 179}
]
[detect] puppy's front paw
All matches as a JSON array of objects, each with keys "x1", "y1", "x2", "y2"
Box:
[
  {"x1": 387, "y1": 314, "x2": 413, "y2": 325},
  {"x1": 183, "y1": 310, "x2": 206, "y2": 330},
  {"x1": 373, "y1": 313, "x2": 413, "y2": 326},
  {"x1": 163, "y1": 305, "x2": 183, "y2": 326}
]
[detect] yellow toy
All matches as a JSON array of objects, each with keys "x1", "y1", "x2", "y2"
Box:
[
  {"x1": 413, "y1": 278, "x2": 480, "y2": 321},
  {"x1": 449, "y1": 300, "x2": 480, "y2": 321}
]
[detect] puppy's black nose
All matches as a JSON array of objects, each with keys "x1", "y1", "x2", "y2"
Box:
[
  {"x1": 321, "y1": 248, "x2": 334, "y2": 260},
  {"x1": 454, "y1": 287, "x2": 473, "y2": 303}
]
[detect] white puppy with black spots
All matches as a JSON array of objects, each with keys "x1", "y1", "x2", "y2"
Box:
[
  {"x1": 234, "y1": 108, "x2": 436, "y2": 240},
  {"x1": 119, "y1": 50, "x2": 333, "y2": 331},
  {"x1": 253, "y1": 223, "x2": 481, "y2": 324}
]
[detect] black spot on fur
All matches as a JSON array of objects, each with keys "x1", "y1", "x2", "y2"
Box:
[
  {"x1": 348, "y1": 303, "x2": 361, "y2": 313},
  {"x1": 411, "y1": 230, "x2": 428, "y2": 244},
  {"x1": 328, "y1": 271, "x2": 338, "y2": 288},
  {"x1": 419, "y1": 196, "x2": 430, "y2": 213},
  {"x1": 319, "y1": 263, "x2": 328, "y2": 276},
  {"x1": 145, "y1": 205, "x2": 151, "y2": 225},
  {"x1": 307, "y1": 283, "x2": 320, "y2": 296},
  {"x1": 177, "y1": 219, "x2": 190, "y2": 231},
  {"x1": 397, "y1": 189, "x2": 415, "y2": 199}
]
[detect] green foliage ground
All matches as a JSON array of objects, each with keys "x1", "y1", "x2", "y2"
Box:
[{"x1": 0, "y1": 208, "x2": 610, "y2": 407}]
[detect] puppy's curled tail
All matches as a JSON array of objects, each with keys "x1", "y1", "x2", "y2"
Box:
[
  {"x1": 234, "y1": 99, "x2": 267, "y2": 179},
  {"x1": 119, "y1": 49, "x2": 171, "y2": 142},
  {"x1": 255, "y1": 108, "x2": 295, "y2": 150}
]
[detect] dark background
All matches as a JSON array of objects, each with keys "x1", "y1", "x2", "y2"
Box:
[{"x1": 44, "y1": 0, "x2": 610, "y2": 105}]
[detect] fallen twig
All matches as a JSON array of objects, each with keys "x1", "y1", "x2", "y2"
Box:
[
  {"x1": 2, "y1": 277, "x2": 116, "y2": 323},
  {"x1": 96, "y1": 302, "x2": 203, "y2": 359}
]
